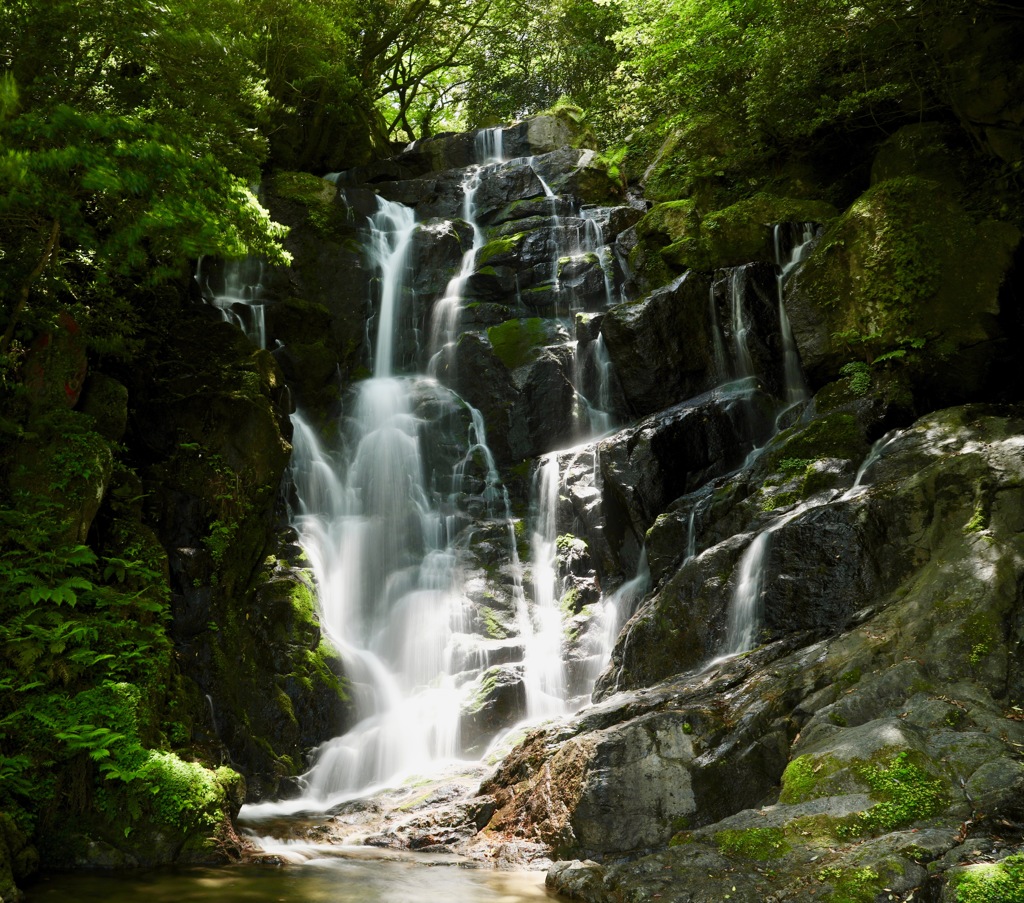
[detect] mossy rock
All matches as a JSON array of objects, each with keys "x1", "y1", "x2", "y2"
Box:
[
  {"x1": 267, "y1": 171, "x2": 349, "y2": 239},
  {"x1": 635, "y1": 199, "x2": 700, "y2": 245},
  {"x1": 787, "y1": 176, "x2": 1022, "y2": 396},
  {"x1": 477, "y1": 232, "x2": 528, "y2": 268},
  {"x1": 761, "y1": 411, "x2": 868, "y2": 477},
  {"x1": 486, "y1": 317, "x2": 560, "y2": 370},
  {"x1": 693, "y1": 194, "x2": 837, "y2": 269},
  {"x1": 631, "y1": 194, "x2": 834, "y2": 284},
  {"x1": 945, "y1": 852, "x2": 1024, "y2": 903}
]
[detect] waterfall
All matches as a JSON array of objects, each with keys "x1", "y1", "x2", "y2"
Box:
[
  {"x1": 429, "y1": 130, "x2": 506, "y2": 375},
  {"x1": 728, "y1": 266, "x2": 756, "y2": 381},
  {"x1": 475, "y1": 126, "x2": 504, "y2": 165},
  {"x1": 523, "y1": 454, "x2": 568, "y2": 716},
  {"x1": 773, "y1": 223, "x2": 817, "y2": 405},
  {"x1": 708, "y1": 282, "x2": 729, "y2": 383},
  {"x1": 197, "y1": 257, "x2": 267, "y2": 349},
  {"x1": 368, "y1": 199, "x2": 417, "y2": 377}
]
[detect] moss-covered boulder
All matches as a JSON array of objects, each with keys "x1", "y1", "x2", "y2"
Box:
[
  {"x1": 626, "y1": 194, "x2": 835, "y2": 293},
  {"x1": 787, "y1": 177, "x2": 1022, "y2": 402},
  {"x1": 209, "y1": 559, "x2": 349, "y2": 797},
  {"x1": 678, "y1": 194, "x2": 837, "y2": 270},
  {"x1": 459, "y1": 664, "x2": 527, "y2": 756},
  {"x1": 486, "y1": 317, "x2": 563, "y2": 370},
  {"x1": 8, "y1": 410, "x2": 115, "y2": 543}
]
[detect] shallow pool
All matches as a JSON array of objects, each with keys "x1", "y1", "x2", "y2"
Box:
[{"x1": 25, "y1": 855, "x2": 559, "y2": 903}]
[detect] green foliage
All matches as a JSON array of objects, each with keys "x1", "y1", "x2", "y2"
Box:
[
  {"x1": 0, "y1": 0, "x2": 296, "y2": 362},
  {"x1": 0, "y1": 432, "x2": 238, "y2": 850},
  {"x1": 458, "y1": 0, "x2": 625, "y2": 133},
  {"x1": 840, "y1": 362, "x2": 871, "y2": 397},
  {"x1": 949, "y1": 854, "x2": 1024, "y2": 903},
  {"x1": 848, "y1": 751, "x2": 947, "y2": 836},
  {"x1": 609, "y1": 0, "x2": 1001, "y2": 199}
]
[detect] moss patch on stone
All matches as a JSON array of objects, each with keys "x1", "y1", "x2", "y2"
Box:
[
  {"x1": 269, "y1": 172, "x2": 348, "y2": 239},
  {"x1": 949, "y1": 853, "x2": 1024, "y2": 903},
  {"x1": 486, "y1": 318, "x2": 551, "y2": 369},
  {"x1": 478, "y1": 233, "x2": 526, "y2": 268},
  {"x1": 714, "y1": 827, "x2": 790, "y2": 860}
]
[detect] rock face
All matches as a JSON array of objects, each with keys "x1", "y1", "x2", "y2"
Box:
[
  {"x1": 219, "y1": 114, "x2": 1022, "y2": 903},
  {"x1": 124, "y1": 308, "x2": 348, "y2": 799}
]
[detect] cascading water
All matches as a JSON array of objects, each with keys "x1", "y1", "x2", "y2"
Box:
[
  {"x1": 252, "y1": 135, "x2": 637, "y2": 809},
  {"x1": 773, "y1": 223, "x2": 818, "y2": 406},
  {"x1": 428, "y1": 129, "x2": 506, "y2": 376},
  {"x1": 727, "y1": 266, "x2": 756, "y2": 381},
  {"x1": 280, "y1": 196, "x2": 477, "y2": 803},
  {"x1": 522, "y1": 454, "x2": 568, "y2": 716},
  {"x1": 197, "y1": 256, "x2": 268, "y2": 348}
]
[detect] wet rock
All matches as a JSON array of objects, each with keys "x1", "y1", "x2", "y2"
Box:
[
  {"x1": 259, "y1": 173, "x2": 369, "y2": 384},
  {"x1": 410, "y1": 217, "x2": 473, "y2": 299},
  {"x1": 434, "y1": 332, "x2": 519, "y2": 466},
  {"x1": 508, "y1": 347, "x2": 578, "y2": 459},
  {"x1": 459, "y1": 665, "x2": 527, "y2": 755},
  {"x1": 599, "y1": 384, "x2": 777, "y2": 568},
  {"x1": 600, "y1": 273, "x2": 717, "y2": 417}
]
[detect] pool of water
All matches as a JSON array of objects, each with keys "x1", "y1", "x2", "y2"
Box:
[{"x1": 25, "y1": 855, "x2": 559, "y2": 902}]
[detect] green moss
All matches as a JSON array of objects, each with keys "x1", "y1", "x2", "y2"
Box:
[
  {"x1": 477, "y1": 233, "x2": 526, "y2": 267},
  {"x1": 270, "y1": 172, "x2": 347, "y2": 238},
  {"x1": 848, "y1": 751, "x2": 947, "y2": 837},
  {"x1": 635, "y1": 199, "x2": 699, "y2": 243},
  {"x1": 779, "y1": 457, "x2": 813, "y2": 473},
  {"x1": 949, "y1": 853, "x2": 1024, "y2": 903},
  {"x1": 486, "y1": 318, "x2": 550, "y2": 369},
  {"x1": 838, "y1": 668, "x2": 862, "y2": 687},
  {"x1": 766, "y1": 413, "x2": 865, "y2": 473},
  {"x1": 963, "y1": 499, "x2": 988, "y2": 535},
  {"x1": 478, "y1": 605, "x2": 509, "y2": 640},
  {"x1": 560, "y1": 586, "x2": 581, "y2": 617},
  {"x1": 714, "y1": 827, "x2": 790, "y2": 860},
  {"x1": 817, "y1": 866, "x2": 882, "y2": 903},
  {"x1": 780, "y1": 755, "x2": 825, "y2": 804}
]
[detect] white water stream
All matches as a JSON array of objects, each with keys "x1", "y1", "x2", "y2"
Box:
[{"x1": 228, "y1": 129, "x2": 637, "y2": 816}]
